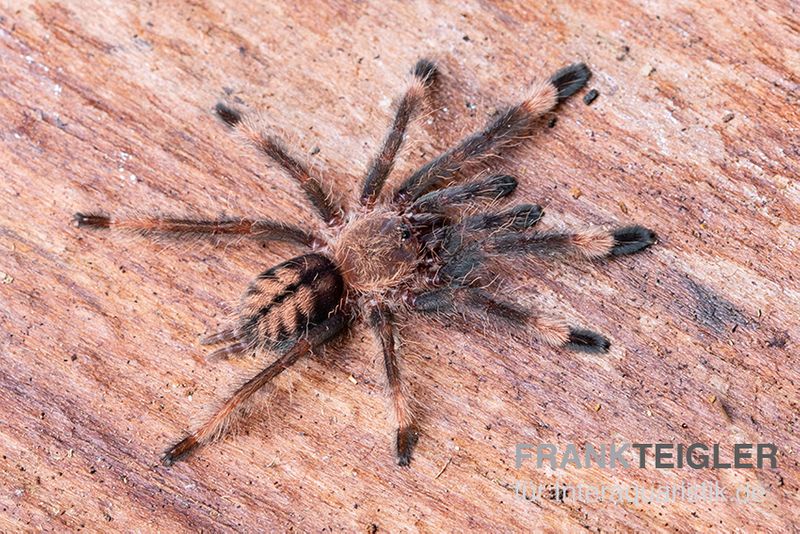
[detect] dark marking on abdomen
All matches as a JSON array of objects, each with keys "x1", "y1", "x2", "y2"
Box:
[{"x1": 239, "y1": 253, "x2": 344, "y2": 349}]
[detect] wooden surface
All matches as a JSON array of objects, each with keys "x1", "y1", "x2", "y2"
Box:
[{"x1": 1, "y1": 0, "x2": 798, "y2": 531}]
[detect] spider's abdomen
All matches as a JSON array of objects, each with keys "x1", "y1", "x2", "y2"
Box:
[{"x1": 238, "y1": 253, "x2": 344, "y2": 348}]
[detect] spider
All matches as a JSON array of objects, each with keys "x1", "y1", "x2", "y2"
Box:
[{"x1": 74, "y1": 58, "x2": 655, "y2": 467}]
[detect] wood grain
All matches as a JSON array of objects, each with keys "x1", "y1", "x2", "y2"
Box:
[{"x1": 1, "y1": 0, "x2": 798, "y2": 531}]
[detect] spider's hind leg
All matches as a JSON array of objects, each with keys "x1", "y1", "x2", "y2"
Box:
[
  {"x1": 368, "y1": 303, "x2": 418, "y2": 466},
  {"x1": 162, "y1": 313, "x2": 347, "y2": 466},
  {"x1": 410, "y1": 287, "x2": 610, "y2": 353}
]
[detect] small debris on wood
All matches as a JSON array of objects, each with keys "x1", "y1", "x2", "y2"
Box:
[
  {"x1": 583, "y1": 89, "x2": 599, "y2": 105},
  {"x1": 0, "y1": 271, "x2": 13, "y2": 284},
  {"x1": 366, "y1": 523, "x2": 378, "y2": 534},
  {"x1": 570, "y1": 187, "x2": 582, "y2": 199},
  {"x1": 435, "y1": 457, "x2": 452, "y2": 479},
  {"x1": 348, "y1": 374, "x2": 358, "y2": 385},
  {"x1": 310, "y1": 146, "x2": 320, "y2": 155},
  {"x1": 465, "y1": 101, "x2": 477, "y2": 110},
  {"x1": 639, "y1": 64, "x2": 655, "y2": 77},
  {"x1": 767, "y1": 331, "x2": 789, "y2": 348},
  {"x1": 713, "y1": 397, "x2": 732, "y2": 423},
  {"x1": 618, "y1": 201, "x2": 629, "y2": 214},
  {"x1": 547, "y1": 117, "x2": 558, "y2": 128},
  {"x1": 616, "y1": 45, "x2": 631, "y2": 61},
  {"x1": 722, "y1": 112, "x2": 735, "y2": 123},
  {"x1": 593, "y1": 403, "x2": 602, "y2": 412}
]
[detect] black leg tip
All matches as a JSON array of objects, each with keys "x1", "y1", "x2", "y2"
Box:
[
  {"x1": 488, "y1": 174, "x2": 518, "y2": 198},
  {"x1": 396, "y1": 426, "x2": 419, "y2": 467},
  {"x1": 215, "y1": 102, "x2": 242, "y2": 127},
  {"x1": 161, "y1": 436, "x2": 197, "y2": 466},
  {"x1": 549, "y1": 63, "x2": 592, "y2": 102},
  {"x1": 413, "y1": 59, "x2": 438, "y2": 87},
  {"x1": 73, "y1": 213, "x2": 110, "y2": 228},
  {"x1": 611, "y1": 225, "x2": 656, "y2": 256},
  {"x1": 566, "y1": 328, "x2": 610, "y2": 353}
]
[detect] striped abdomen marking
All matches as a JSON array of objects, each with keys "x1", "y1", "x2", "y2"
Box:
[{"x1": 239, "y1": 254, "x2": 344, "y2": 348}]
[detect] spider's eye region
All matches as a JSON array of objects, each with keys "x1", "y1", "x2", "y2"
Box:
[{"x1": 399, "y1": 225, "x2": 412, "y2": 241}]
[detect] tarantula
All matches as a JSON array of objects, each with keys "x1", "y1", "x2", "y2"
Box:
[{"x1": 74, "y1": 59, "x2": 655, "y2": 467}]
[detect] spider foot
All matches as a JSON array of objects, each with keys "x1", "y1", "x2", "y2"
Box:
[
  {"x1": 550, "y1": 63, "x2": 592, "y2": 101},
  {"x1": 73, "y1": 213, "x2": 110, "y2": 228},
  {"x1": 215, "y1": 102, "x2": 242, "y2": 126},
  {"x1": 413, "y1": 58, "x2": 438, "y2": 87},
  {"x1": 566, "y1": 328, "x2": 610, "y2": 353},
  {"x1": 162, "y1": 435, "x2": 199, "y2": 466},
  {"x1": 611, "y1": 225, "x2": 656, "y2": 256},
  {"x1": 396, "y1": 425, "x2": 419, "y2": 467}
]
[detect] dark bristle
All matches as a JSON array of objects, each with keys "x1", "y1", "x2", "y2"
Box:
[
  {"x1": 611, "y1": 225, "x2": 656, "y2": 256},
  {"x1": 396, "y1": 426, "x2": 419, "y2": 467},
  {"x1": 413, "y1": 58, "x2": 438, "y2": 87},
  {"x1": 566, "y1": 328, "x2": 610, "y2": 353},
  {"x1": 215, "y1": 102, "x2": 242, "y2": 127},
  {"x1": 73, "y1": 213, "x2": 110, "y2": 228},
  {"x1": 549, "y1": 63, "x2": 592, "y2": 102}
]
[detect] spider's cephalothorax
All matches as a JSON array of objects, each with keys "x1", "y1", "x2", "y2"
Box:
[
  {"x1": 331, "y1": 211, "x2": 420, "y2": 293},
  {"x1": 74, "y1": 58, "x2": 656, "y2": 467}
]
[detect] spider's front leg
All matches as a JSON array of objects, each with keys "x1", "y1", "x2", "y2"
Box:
[
  {"x1": 214, "y1": 103, "x2": 344, "y2": 225},
  {"x1": 72, "y1": 214, "x2": 320, "y2": 248},
  {"x1": 360, "y1": 59, "x2": 438, "y2": 207},
  {"x1": 367, "y1": 302, "x2": 418, "y2": 466},
  {"x1": 394, "y1": 63, "x2": 591, "y2": 204},
  {"x1": 485, "y1": 224, "x2": 656, "y2": 259}
]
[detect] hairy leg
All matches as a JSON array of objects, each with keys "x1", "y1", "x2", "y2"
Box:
[
  {"x1": 461, "y1": 204, "x2": 544, "y2": 232},
  {"x1": 393, "y1": 63, "x2": 591, "y2": 204},
  {"x1": 361, "y1": 59, "x2": 438, "y2": 207},
  {"x1": 73, "y1": 214, "x2": 320, "y2": 247},
  {"x1": 367, "y1": 303, "x2": 417, "y2": 466},
  {"x1": 215, "y1": 103, "x2": 343, "y2": 225},
  {"x1": 485, "y1": 225, "x2": 656, "y2": 259},
  {"x1": 409, "y1": 174, "x2": 517, "y2": 213},
  {"x1": 162, "y1": 313, "x2": 347, "y2": 465},
  {"x1": 410, "y1": 287, "x2": 610, "y2": 352}
]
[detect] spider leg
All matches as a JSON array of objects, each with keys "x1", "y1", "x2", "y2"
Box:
[
  {"x1": 393, "y1": 63, "x2": 591, "y2": 204},
  {"x1": 205, "y1": 340, "x2": 250, "y2": 361},
  {"x1": 418, "y1": 204, "x2": 543, "y2": 267},
  {"x1": 409, "y1": 173, "x2": 517, "y2": 213},
  {"x1": 215, "y1": 103, "x2": 343, "y2": 225},
  {"x1": 461, "y1": 203, "x2": 544, "y2": 232},
  {"x1": 485, "y1": 224, "x2": 656, "y2": 259},
  {"x1": 73, "y1": 214, "x2": 320, "y2": 247},
  {"x1": 200, "y1": 327, "x2": 239, "y2": 346},
  {"x1": 367, "y1": 303, "x2": 417, "y2": 466},
  {"x1": 360, "y1": 59, "x2": 438, "y2": 207},
  {"x1": 162, "y1": 313, "x2": 347, "y2": 465},
  {"x1": 410, "y1": 287, "x2": 609, "y2": 352}
]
